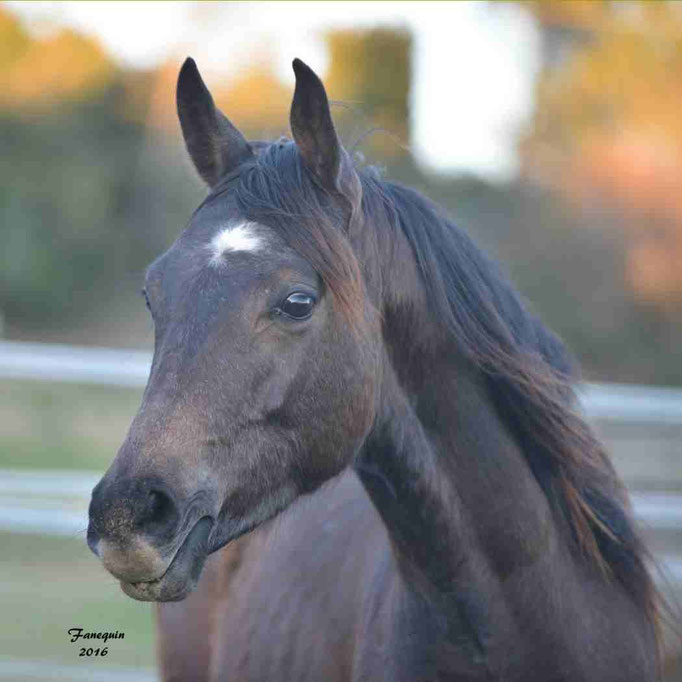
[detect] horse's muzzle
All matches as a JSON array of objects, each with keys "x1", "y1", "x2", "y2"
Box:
[
  {"x1": 118, "y1": 516, "x2": 214, "y2": 601},
  {"x1": 87, "y1": 470, "x2": 218, "y2": 600}
]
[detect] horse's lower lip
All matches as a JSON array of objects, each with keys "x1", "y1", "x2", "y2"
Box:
[{"x1": 120, "y1": 516, "x2": 213, "y2": 602}]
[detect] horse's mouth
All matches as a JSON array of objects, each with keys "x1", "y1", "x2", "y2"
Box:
[{"x1": 120, "y1": 516, "x2": 213, "y2": 602}]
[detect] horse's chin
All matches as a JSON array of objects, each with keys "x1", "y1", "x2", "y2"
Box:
[{"x1": 120, "y1": 517, "x2": 213, "y2": 602}]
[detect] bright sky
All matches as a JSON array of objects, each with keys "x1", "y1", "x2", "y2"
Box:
[{"x1": 7, "y1": 1, "x2": 540, "y2": 182}]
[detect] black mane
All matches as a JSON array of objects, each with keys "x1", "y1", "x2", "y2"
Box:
[
  {"x1": 363, "y1": 174, "x2": 656, "y2": 626},
  {"x1": 216, "y1": 140, "x2": 658, "y2": 631}
]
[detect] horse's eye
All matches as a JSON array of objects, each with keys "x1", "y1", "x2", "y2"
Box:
[{"x1": 279, "y1": 292, "x2": 316, "y2": 320}]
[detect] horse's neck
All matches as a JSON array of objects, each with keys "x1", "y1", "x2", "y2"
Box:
[
  {"x1": 353, "y1": 205, "x2": 557, "y2": 591},
  {"x1": 350, "y1": 197, "x2": 658, "y2": 678},
  {"x1": 356, "y1": 347, "x2": 558, "y2": 601}
]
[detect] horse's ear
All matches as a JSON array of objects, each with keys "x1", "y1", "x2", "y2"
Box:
[
  {"x1": 290, "y1": 59, "x2": 359, "y2": 201},
  {"x1": 176, "y1": 58, "x2": 253, "y2": 187}
]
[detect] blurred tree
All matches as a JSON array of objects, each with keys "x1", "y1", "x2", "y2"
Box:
[
  {"x1": 0, "y1": 6, "x2": 202, "y2": 342},
  {"x1": 145, "y1": 58, "x2": 290, "y2": 139},
  {"x1": 0, "y1": 4, "x2": 31, "y2": 66},
  {"x1": 144, "y1": 26, "x2": 412, "y2": 154},
  {"x1": 326, "y1": 28, "x2": 411, "y2": 160},
  {"x1": 0, "y1": 89, "x2": 202, "y2": 336},
  {"x1": 2, "y1": 2, "x2": 679, "y2": 383},
  {"x1": 521, "y1": 1, "x2": 682, "y2": 305},
  {"x1": 0, "y1": 5, "x2": 114, "y2": 108},
  {"x1": 213, "y1": 66, "x2": 291, "y2": 139},
  {"x1": 420, "y1": 175, "x2": 682, "y2": 384}
]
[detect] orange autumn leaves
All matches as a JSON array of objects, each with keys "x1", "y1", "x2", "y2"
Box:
[
  {"x1": 522, "y1": 1, "x2": 682, "y2": 303},
  {"x1": 0, "y1": 6, "x2": 114, "y2": 109}
]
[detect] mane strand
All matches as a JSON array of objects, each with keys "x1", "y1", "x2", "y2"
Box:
[{"x1": 369, "y1": 178, "x2": 660, "y2": 638}]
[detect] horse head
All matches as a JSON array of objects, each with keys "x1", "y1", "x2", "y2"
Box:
[{"x1": 87, "y1": 58, "x2": 378, "y2": 601}]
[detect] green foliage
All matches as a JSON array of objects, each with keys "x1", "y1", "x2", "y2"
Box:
[
  {"x1": 0, "y1": 15, "x2": 679, "y2": 384},
  {"x1": 388, "y1": 160, "x2": 682, "y2": 385},
  {"x1": 0, "y1": 84, "x2": 203, "y2": 332}
]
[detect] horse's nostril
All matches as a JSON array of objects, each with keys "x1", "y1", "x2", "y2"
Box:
[
  {"x1": 139, "y1": 488, "x2": 179, "y2": 533},
  {"x1": 147, "y1": 489, "x2": 173, "y2": 523},
  {"x1": 89, "y1": 476, "x2": 182, "y2": 542}
]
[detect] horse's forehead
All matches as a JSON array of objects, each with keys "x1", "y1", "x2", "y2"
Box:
[
  {"x1": 147, "y1": 205, "x2": 310, "y2": 292},
  {"x1": 207, "y1": 221, "x2": 266, "y2": 266},
  {"x1": 188, "y1": 199, "x2": 262, "y2": 246},
  {"x1": 168, "y1": 205, "x2": 270, "y2": 265}
]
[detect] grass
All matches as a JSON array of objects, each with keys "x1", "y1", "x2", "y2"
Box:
[
  {"x1": 0, "y1": 532, "x2": 156, "y2": 668},
  {"x1": 0, "y1": 379, "x2": 142, "y2": 472},
  {"x1": 0, "y1": 379, "x2": 156, "y2": 670}
]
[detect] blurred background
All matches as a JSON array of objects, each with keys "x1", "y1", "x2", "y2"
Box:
[{"x1": 1, "y1": 2, "x2": 681, "y2": 680}]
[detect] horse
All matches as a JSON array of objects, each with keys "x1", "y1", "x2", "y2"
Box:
[{"x1": 87, "y1": 57, "x2": 661, "y2": 681}]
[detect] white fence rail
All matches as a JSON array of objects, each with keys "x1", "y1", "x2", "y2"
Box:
[
  {"x1": 0, "y1": 467, "x2": 678, "y2": 537},
  {"x1": 2, "y1": 340, "x2": 682, "y2": 424},
  {"x1": 1, "y1": 341, "x2": 682, "y2": 599},
  {"x1": 0, "y1": 340, "x2": 680, "y2": 678},
  {"x1": 0, "y1": 657, "x2": 156, "y2": 682},
  {"x1": 0, "y1": 341, "x2": 151, "y2": 388},
  {"x1": 1, "y1": 338, "x2": 682, "y2": 527}
]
